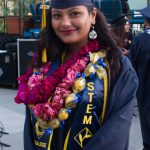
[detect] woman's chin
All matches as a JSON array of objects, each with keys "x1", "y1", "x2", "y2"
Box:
[{"x1": 61, "y1": 38, "x2": 79, "y2": 44}]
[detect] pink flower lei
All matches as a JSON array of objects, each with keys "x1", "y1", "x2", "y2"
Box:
[{"x1": 14, "y1": 40, "x2": 100, "y2": 125}]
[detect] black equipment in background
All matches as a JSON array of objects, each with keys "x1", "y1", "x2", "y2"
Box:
[
  {"x1": 100, "y1": 0, "x2": 122, "y2": 23},
  {"x1": 0, "y1": 43, "x2": 17, "y2": 88},
  {"x1": 0, "y1": 36, "x2": 17, "y2": 50},
  {"x1": 17, "y1": 39, "x2": 38, "y2": 77}
]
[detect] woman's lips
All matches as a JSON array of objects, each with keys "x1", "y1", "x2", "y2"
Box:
[{"x1": 60, "y1": 29, "x2": 76, "y2": 35}]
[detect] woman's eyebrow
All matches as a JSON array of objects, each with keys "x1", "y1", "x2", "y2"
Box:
[{"x1": 52, "y1": 7, "x2": 81, "y2": 13}]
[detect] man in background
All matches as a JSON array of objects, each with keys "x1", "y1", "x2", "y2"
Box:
[{"x1": 129, "y1": 5, "x2": 150, "y2": 150}]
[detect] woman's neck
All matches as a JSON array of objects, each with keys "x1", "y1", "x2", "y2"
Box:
[
  {"x1": 67, "y1": 39, "x2": 89, "y2": 54},
  {"x1": 64, "y1": 40, "x2": 89, "y2": 63}
]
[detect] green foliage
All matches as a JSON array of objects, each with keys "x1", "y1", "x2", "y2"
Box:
[
  {"x1": 0, "y1": 20, "x2": 5, "y2": 33},
  {"x1": 0, "y1": 0, "x2": 36, "y2": 34},
  {"x1": 0, "y1": 0, "x2": 37, "y2": 17}
]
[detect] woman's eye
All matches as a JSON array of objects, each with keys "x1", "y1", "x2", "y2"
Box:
[
  {"x1": 52, "y1": 14, "x2": 61, "y2": 19},
  {"x1": 71, "y1": 12, "x2": 81, "y2": 17}
]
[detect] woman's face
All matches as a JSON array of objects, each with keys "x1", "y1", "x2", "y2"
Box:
[
  {"x1": 51, "y1": 6, "x2": 96, "y2": 47},
  {"x1": 124, "y1": 21, "x2": 130, "y2": 32}
]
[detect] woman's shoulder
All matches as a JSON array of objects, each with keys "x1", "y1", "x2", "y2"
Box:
[
  {"x1": 110, "y1": 54, "x2": 138, "y2": 97},
  {"x1": 109, "y1": 54, "x2": 137, "y2": 90},
  {"x1": 120, "y1": 54, "x2": 135, "y2": 73},
  {"x1": 112, "y1": 54, "x2": 138, "y2": 86}
]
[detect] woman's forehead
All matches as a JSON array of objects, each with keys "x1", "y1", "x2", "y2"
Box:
[{"x1": 51, "y1": 6, "x2": 86, "y2": 13}]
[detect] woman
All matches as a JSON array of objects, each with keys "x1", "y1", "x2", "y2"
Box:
[
  {"x1": 15, "y1": 0, "x2": 138, "y2": 149},
  {"x1": 111, "y1": 14, "x2": 132, "y2": 55}
]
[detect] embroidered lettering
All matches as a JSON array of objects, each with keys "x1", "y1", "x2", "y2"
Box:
[
  {"x1": 88, "y1": 92, "x2": 94, "y2": 102},
  {"x1": 87, "y1": 82, "x2": 94, "y2": 91},
  {"x1": 86, "y1": 104, "x2": 93, "y2": 113},
  {"x1": 74, "y1": 127, "x2": 92, "y2": 148},
  {"x1": 83, "y1": 115, "x2": 92, "y2": 124},
  {"x1": 34, "y1": 140, "x2": 47, "y2": 148},
  {"x1": 35, "y1": 122, "x2": 44, "y2": 139}
]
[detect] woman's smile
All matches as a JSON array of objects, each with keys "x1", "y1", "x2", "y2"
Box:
[{"x1": 60, "y1": 29, "x2": 77, "y2": 35}]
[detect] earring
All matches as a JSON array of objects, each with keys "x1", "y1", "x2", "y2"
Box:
[{"x1": 89, "y1": 25, "x2": 97, "y2": 40}]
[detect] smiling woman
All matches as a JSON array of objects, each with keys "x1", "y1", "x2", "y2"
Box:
[
  {"x1": 51, "y1": 6, "x2": 96, "y2": 51},
  {"x1": 15, "y1": 0, "x2": 138, "y2": 150}
]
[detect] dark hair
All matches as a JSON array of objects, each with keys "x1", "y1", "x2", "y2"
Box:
[
  {"x1": 145, "y1": 16, "x2": 150, "y2": 24},
  {"x1": 111, "y1": 20, "x2": 132, "y2": 50},
  {"x1": 112, "y1": 25, "x2": 127, "y2": 47},
  {"x1": 35, "y1": 5, "x2": 121, "y2": 79}
]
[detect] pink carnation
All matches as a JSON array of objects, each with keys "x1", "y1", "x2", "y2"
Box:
[
  {"x1": 28, "y1": 74, "x2": 44, "y2": 89},
  {"x1": 40, "y1": 62, "x2": 51, "y2": 74},
  {"x1": 18, "y1": 68, "x2": 33, "y2": 83},
  {"x1": 14, "y1": 83, "x2": 29, "y2": 104},
  {"x1": 66, "y1": 68, "x2": 76, "y2": 81},
  {"x1": 33, "y1": 104, "x2": 44, "y2": 118}
]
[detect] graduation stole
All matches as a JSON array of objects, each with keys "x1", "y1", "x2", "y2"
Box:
[
  {"x1": 30, "y1": 48, "x2": 109, "y2": 150},
  {"x1": 15, "y1": 40, "x2": 109, "y2": 148}
]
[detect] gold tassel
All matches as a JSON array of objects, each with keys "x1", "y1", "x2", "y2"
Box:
[
  {"x1": 42, "y1": 48, "x2": 47, "y2": 63},
  {"x1": 41, "y1": 0, "x2": 47, "y2": 63},
  {"x1": 41, "y1": 0, "x2": 46, "y2": 30}
]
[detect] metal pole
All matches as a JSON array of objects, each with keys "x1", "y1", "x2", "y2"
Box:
[{"x1": 19, "y1": 0, "x2": 21, "y2": 35}]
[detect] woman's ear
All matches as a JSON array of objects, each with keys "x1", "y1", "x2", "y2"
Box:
[{"x1": 91, "y1": 7, "x2": 97, "y2": 25}]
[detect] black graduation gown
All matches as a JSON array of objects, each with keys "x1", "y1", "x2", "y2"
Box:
[
  {"x1": 24, "y1": 55, "x2": 138, "y2": 150},
  {"x1": 129, "y1": 30, "x2": 150, "y2": 146}
]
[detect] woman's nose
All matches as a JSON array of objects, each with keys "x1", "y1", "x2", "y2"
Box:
[{"x1": 61, "y1": 16, "x2": 71, "y2": 28}]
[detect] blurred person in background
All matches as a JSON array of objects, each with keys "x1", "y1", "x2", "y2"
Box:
[
  {"x1": 111, "y1": 14, "x2": 132, "y2": 55},
  {"x1": 129, "y1": 5, "x2": 150, "y2": 150}
]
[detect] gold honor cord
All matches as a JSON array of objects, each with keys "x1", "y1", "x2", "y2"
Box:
[
  {"x1": 99, "y1": 59, "x2": 109, "y2": 125},
  {"x1": 63, "y1": 128, "x2": 71, "y2": 150},
  {"x1": 100, "y1": 74, "x2": 108, "y2": 123},
  {"x1": 42, "y1": 49, "x2": 47, "y2": 63},
  {"x1": 61, "y1": 52, "x2": 66, "y2": 64},
  {"x1": 48, "y1": 131, "x2": 53, "y2": 150},
  {"x1": 41, "y1": 0, "x2": 47, "y2": 63}
]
